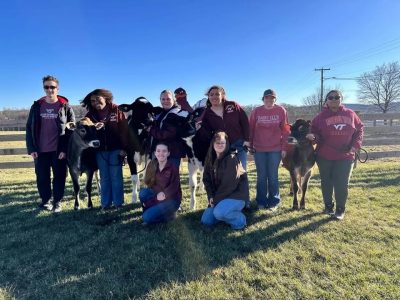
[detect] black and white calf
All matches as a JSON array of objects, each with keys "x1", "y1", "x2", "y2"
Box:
[
  {"x1": 181, "y1": 99, "x2": 208, "y2": 209},
  {"x1": 66, "y1": 117, "x2": 104, "y2": 210},
  {"x1": 118, "y1": 97, "x2": 163, "y2": 203}
]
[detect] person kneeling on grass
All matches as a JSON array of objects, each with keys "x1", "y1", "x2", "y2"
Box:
[
  {"x1": 201, "y1": 131, "x2": 249, "y2": 230},
  {"x1": 139, "y1": 143, "x2": 181, "y2": 225}
]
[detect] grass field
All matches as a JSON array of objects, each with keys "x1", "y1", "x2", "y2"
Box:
[{"x1": 1, "y1": 145, "x2": 399, "y2": 299}]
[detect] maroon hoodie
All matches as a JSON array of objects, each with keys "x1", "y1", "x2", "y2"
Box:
[
  {"x1": 311, "y1": 105, "x2": 363, "y2": 160},
  {"x1": 143, "y1": 161, "x2": 182, "y2": 208},
  {"x1": 197, "y1": 100, "x2": 249, "y2": 143}
]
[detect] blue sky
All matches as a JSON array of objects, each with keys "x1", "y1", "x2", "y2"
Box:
[{"x1": 1, "y1": 0, "x2": 400, "y2": 109}]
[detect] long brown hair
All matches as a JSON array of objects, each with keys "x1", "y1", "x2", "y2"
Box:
[
  {"x1": 144, "y1": 159, "x2": 158, "y2": 188},
  {"x1": 81, "y1": 89, "x2": 114, "y2": 111},
  {"x1": 204, "y1": 131, "x2": 230, "y2": 170},
  {"x1": 144, "y1": 142, "x2": 169, "y2": 187}
]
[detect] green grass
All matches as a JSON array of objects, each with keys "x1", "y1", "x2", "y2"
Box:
[{"x1": 0, "y1": 156, "x2": 399, "y2": 299}]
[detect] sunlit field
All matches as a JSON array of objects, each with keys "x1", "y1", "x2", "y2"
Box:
[{"x1": 1, "y1": 138, "x2": 399, "y2": 299}]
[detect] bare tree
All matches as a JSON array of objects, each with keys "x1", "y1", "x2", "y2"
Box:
[
  {"x1": 302, "y1": 87, "x2": 329, "y2": 114},
  {"x1": 357, "y1": 61, "x2": 400, "y2": 113}
]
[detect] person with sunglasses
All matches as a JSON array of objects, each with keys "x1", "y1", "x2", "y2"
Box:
[
  {"x1": 81, "y1": 89, "x2": 130, "y2": 210},
  {"x1": 26, "y1": 75, "x2": 75, "y2": 213},
  {"x1": 201, "y1": 131, "x2": 249, "y2": 230},
  {"x1": 306, "y1": 90, "x2": 364, "y2": 220}
]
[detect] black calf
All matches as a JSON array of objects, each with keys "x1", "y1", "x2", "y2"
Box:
[
  {"x1": 282, "y1": 119, "x2": 315, "y2": 209},
  {"x1": 66, "y1": 118, "x2": 104, "y2": 209}
]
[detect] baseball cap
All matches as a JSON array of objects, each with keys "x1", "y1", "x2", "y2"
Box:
[
  {"x1": 174, "y1": 87, "x2": 186, "y2": 95},
  {"x1": 263, "y1": 89, "x2": 277, "y2": 98}
]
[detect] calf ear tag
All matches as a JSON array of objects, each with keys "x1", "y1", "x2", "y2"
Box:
[
  {"x1": 66, "y1": 122, "x2": 76, "y2": 130},
  {"x1": 95, "y1": 122, "x2": 105, "y2": 130}
]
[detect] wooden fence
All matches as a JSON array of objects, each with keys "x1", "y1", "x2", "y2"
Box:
[{"x1": 1, "y1": 113, "x2": 399, "y2": 169}]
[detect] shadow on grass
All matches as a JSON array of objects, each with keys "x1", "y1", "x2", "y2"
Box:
[{"x1": 0, "y1": 178, "x2": 333, "y2": 299}]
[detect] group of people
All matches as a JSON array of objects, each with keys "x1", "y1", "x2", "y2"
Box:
[{"x1": 26, "y1": 75, "x2": 363, "y2": 228}]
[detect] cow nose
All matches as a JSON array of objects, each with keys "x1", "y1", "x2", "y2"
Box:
[{"x1": 92, "y1": 140, "x2": 100, "y2": 148}]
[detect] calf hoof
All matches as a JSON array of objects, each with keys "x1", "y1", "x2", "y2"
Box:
[
  {"x1": 288, "y1": 192, "x2": 294, "y2": 196},
  {"x1": 292, "y1": 205, "x2": 299, "y2": 210},
  {"x1": 88, "y1": 204, "x2": 93, "y2": 210},
  {"x1": 300, "y1": 205, "x2": 305, "y2": 210},
  {"x1": 74, "y1": 206, "x2": 80, "y2": 210}
]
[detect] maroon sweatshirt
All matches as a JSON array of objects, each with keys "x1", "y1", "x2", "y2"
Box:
[
  {"x1": 198, "y1": 100, "x2": 249, "y2": 143},
  {"x1": 144, "y1": 161, "x2": 182, "y2": 208},
  {"x1": 311, "y1": 105, "x2": 364, "y2": 160}
]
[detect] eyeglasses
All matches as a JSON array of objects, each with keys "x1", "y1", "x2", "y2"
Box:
[
  {"x1": 44, "y1": 85, "x2": 57, "y2": 90},
  {"x1": 327, "y1": 95, "x2": 341, "y2": 101}
]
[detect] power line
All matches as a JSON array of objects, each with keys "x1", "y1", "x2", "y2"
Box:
[
  {"x1": 325, "y1": 70, "x2": 400, "y2": 81},
  {"x1": 324, "y1": 37, "x2": 400, "y2": 69}
]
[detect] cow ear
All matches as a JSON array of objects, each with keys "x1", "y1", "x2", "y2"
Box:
[
  {"x1": 66, "y1": 122, "x2": 76, "y2": 130},
  {"x1": 153, "y1": 107, "x2": 163, "y2": 115},
  {"x1": 118, "y1": 104, "x2": 130, "y2": 112},
  {"x1": 95, "y1": 122, "x2": 105, "y2": 130}
]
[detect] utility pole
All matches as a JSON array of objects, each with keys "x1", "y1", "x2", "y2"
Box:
[{"x1": 315, "y1": 67, "x2": 330, "y2": 111}]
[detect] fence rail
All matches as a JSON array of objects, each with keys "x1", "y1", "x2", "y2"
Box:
[
  {"x1": 1, "y1": 113, "x2": 399, "y2": 169},
  {"x1": 287, "y1": 112, "x2": 400, "y2": 125}
]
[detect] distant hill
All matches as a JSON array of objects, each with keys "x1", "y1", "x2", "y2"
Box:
[{"x1": 345, "y1": 102, "x2": 400, "y2": 113}]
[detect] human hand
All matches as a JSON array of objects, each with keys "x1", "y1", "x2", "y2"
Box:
[
  {"x1": 208, "y1": 198, "x2": 214, "y2": 207},
  {"x1": 306, "y1": 133, "x2": 315, "y2": 141},
  {"x1": 281, "y1": 150, "x2": 287, "y2": 159},
  {"x1": 157, "y1": 192, "x2": 166, "y2": 201},
  {"x1": 195, "y1": 121, "x2": 202, "y2": 130},
  {"x1": 58, "y1": 152, "x2": 66, "y2": 160},
  {"x1": 31, "y1": 152, "x2": 38, "y2": 159},
  {"x1": 349, "y1": 147, "x2": 357, "y2": 154}
]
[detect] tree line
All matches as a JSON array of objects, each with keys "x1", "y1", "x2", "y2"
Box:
[
  {"x1": 303, "y1": 61, "x2": 400, "y2": 113},
  {"x1": 2, "y1": 61, "x2": 399, "y2": 121}
]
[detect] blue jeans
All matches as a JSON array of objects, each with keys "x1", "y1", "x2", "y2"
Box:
[
  {"x1": 139, "y1": 188, "x2": 180, "y2": 224},
  {"x1": 96, "y1": 150, "x2": 124, "y2": 208},
  {"x1": 201, "y1": 199, "x2": 246, "y2": 229},
  {"x1": 254, "y1": 151, "x2": 281, "y2": 207},
  {"x1": 231, "y1": 139, "x2": 247, "y2": 170}
]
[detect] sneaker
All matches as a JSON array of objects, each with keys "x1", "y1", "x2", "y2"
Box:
[
  {"x1": 323, "y1": 207, "x2": 335, "y2": 215},
  {"x1": 244, "y1": 200, "x2": 252, "y2": 210},
  {"x1": 267, "y1": 205, "x2": 279, "y2": 212},
  {"x1": 39, "y1": 201, "x2": 53, "y2": 211},
  {"x1": 334, "y1": 212, "x2": 345, "y2": 220},
  {"x1": 165, "y1": 212, "x2": 177, "y2": 222},
  {"x1": 52, "y1": 202, "x2": 62, "y2": 213},
  {"x1": 101, "y1": 205, "x2": 115, "y2": 211}
]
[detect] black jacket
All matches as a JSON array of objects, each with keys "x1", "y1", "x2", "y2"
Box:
[{"x1": 26, "y1": 96, "x2": 75, "y2": 154}]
